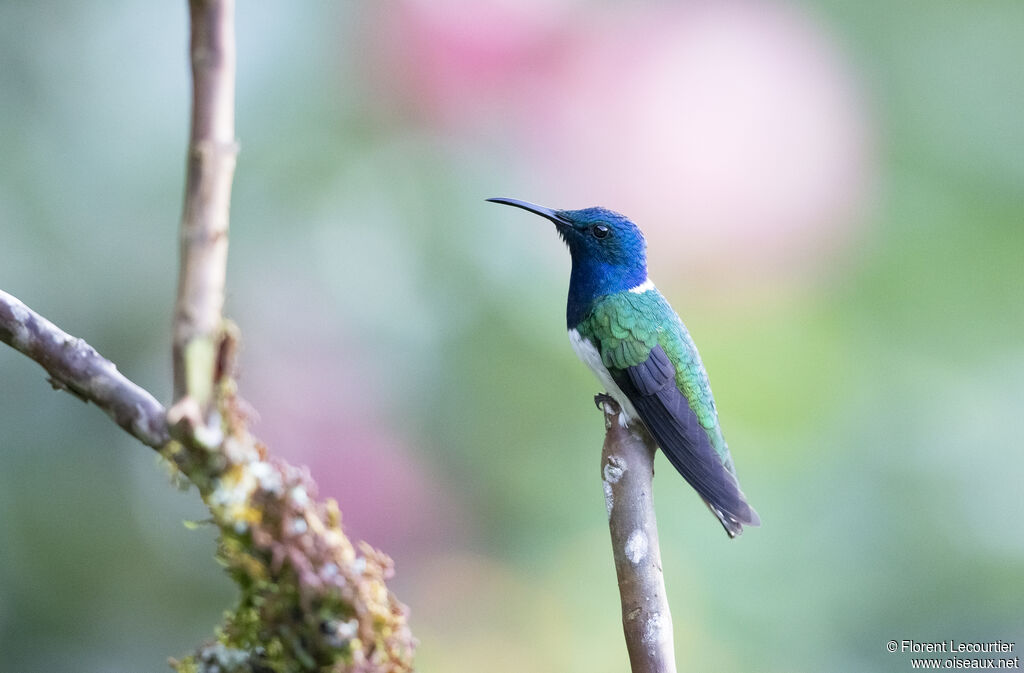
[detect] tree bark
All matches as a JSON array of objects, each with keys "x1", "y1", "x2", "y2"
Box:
[
  {"x1": 0, "y1": 290, "x2": 170, "y2": 449},
  {"x1": 598, "y1": 394, "x2": 678, "y2": 673},
  {"x1": 172, "y1": 0, "x2": 238, "y2": 416}
]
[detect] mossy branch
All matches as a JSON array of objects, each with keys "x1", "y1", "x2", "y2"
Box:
[
  {"x1": 0, "y1": 291, "x2": 416, "y2": 670},
  {"x1": 0, "y1": 1, "x2": 416, "y2": 670}
]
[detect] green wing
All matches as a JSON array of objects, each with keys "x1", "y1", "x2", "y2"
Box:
[{"x1": 578, "y1": 290, "x2": 735, "y2": 474}]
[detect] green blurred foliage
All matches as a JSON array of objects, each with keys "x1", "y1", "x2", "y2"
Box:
[{"x1": 1, "y1": 1, "x2": 1022, "y2": 672}]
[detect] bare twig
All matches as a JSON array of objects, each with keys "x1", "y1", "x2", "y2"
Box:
[
  {"x1": 0, "y1": 290, "x2": 170, "y2": 449},
  {"x1": 598, "y1": 394, "x2": 677, "y2": 673},
  {"x1": 172, "y1": 0, "x2": 238, "y2": 413}
]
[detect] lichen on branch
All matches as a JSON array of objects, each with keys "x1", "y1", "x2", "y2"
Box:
[
  {"x1": 167, "y1": 380, "x2": 415, "y2": 673},
  {"x1": 0, "y1": 288, "x2": 416, "y2": 672}
]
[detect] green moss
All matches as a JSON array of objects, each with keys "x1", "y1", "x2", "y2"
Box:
[{"x1": 165, "y1": 380, "x2": 414, "y2": 672}]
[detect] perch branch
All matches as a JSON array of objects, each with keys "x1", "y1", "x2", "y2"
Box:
[
  {"x1": 598, "y1": 393, "x2": 677, "y2": 673},
  {"x1": 0, "y1": 290, "x2": 170, "y2": 449},
  {"x1": 172, "y1": 0, "x2": 238, "y2": 413}
]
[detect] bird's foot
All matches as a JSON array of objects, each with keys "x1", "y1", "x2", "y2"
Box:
[{"x1": 594, "y1": 392, "x2": 620, "y2": 414}]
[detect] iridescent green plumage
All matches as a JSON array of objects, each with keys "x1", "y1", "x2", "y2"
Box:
[
  {"x1": 487, "y1": 197, "x2": 758, "y2": 537},
  {"x1": 576, "y1": 288, "x2": 735, "y2": 474}
]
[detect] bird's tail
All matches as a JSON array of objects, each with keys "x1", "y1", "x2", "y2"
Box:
[{"x1": 706, "y1": 499, "x2": 761, "y2": 538}]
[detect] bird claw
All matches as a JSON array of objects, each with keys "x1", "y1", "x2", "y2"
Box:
[{"x1": 594, "y1": 393, "x2": 620, "y2": 414}]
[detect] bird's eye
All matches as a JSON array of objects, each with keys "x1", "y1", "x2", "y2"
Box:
[{"x1": 592, "y1": 223, "x2": 610, "y2": 239}]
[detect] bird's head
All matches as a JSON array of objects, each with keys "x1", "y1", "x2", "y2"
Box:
[
  {"x1": 487, "y1": 198, "x2": 647, "y2": 276},
  {"x1": 488, "y1": 197, "x2": 650, "y2": 325}
]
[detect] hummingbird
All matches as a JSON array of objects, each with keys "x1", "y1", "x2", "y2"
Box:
[{"x1": 487, "y1": 198, "x2": 759, "y2": 537}]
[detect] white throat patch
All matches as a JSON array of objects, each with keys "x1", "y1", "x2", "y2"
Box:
[{"x1": 628, "y1": 279, "x2": 655, "y2": 294}]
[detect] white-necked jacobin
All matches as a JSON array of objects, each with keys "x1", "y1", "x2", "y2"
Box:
[{"x1": 488, "y1": 198, "x2": 760, "y2": 537}]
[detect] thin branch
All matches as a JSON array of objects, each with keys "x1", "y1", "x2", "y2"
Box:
[
  {"x1": 598, "y1": 394, "x2": 678, "y2": 673},
  {"x1": 172, "y1": 0, "x2": 238, "y2": 411},
  {"x1": 0, "y1": 290, "x2": 170, "y2": 449}
]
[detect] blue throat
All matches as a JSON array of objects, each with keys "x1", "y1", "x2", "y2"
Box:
[{"x1": 566, "y1": 259, "x2": 647, "y2": 328}]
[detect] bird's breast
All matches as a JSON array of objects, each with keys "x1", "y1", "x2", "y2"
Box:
[{"x1": 567, "y1": 328, "x2": 640, "y2": 426}]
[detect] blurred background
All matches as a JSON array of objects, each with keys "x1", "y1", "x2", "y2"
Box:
[{"x1": 1, "y1": 0, "x2": 1022, "y2": 671}]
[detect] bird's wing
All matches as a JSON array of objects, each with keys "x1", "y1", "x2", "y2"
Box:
[
  {"x1": 610, "y1": 344, "x2": 757, "y2": 536},
  {"x1": 583, "y1": 292, "x2": 758, "y2": 537}
]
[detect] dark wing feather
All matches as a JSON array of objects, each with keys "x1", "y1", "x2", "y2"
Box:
[{"x1": 611, "y1": 344, "x2": 758, "y2": 537}]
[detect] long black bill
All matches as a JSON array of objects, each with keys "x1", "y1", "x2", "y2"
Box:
[{"x1": 486, "y1": 197, "x2": 571, "y2": 226}]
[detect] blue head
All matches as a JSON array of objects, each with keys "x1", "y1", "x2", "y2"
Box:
[{"x1": 487, "y1": 198, "x2": 648, "y2": 326}]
